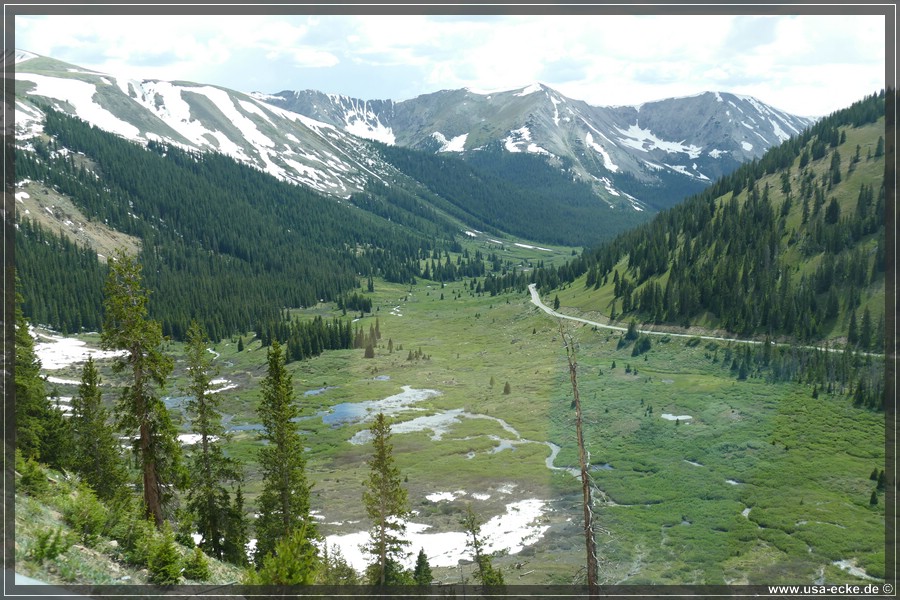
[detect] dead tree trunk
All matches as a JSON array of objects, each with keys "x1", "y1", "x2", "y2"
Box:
[{"x1": 560, "y1": 322, "x2": 599, "y2": 594}]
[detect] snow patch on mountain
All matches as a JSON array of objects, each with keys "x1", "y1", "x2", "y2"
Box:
[
  {"x1": 17, "y1": 73, "x2": 141, "y2": 141},
  {"x1": 585, "y1": 132, "x2": 619, "y2": 173},
  {"x1": 741, "y1": 141, "x2": 753, "y2": 151},
  {"x1": 504, "y1": 126, "x2": 531, "y2": 152},
  {"x1": 193, "y1": 86, "x2": 277, "y2": 149},
  {"x1": 238, "y1": 99, "x2": 276, "y2": 126},
  {"x1": 615, "y1": 122, "x2": 702, "y2": 159},
  {"x1": 15, "y1": 49, "x2": 38, "y2": 63},
  {"x1": 550, "y1": 96, "x2": 562, "y2": 126},
  {"x1": 345, "y1": 118, "x2": 395, "y2": 145},
  {"x1": 597, "y1": 176, "x2": 620, "y2": 196},
  {"x1": 432, "y1": 131, "x2": 468, "y2": 152},
  {"x1": 15, "y1": 101, "x2": 44, "y2": 138},
  {"x1": 769, "y1": 119, "x2": 790, "y2": 142},
  {"x1": 514, "y1": 83, "x2": 543, "y2": 96},
  {"x1": 503, "y1": 128, "x2": 552, "y2": 155}
]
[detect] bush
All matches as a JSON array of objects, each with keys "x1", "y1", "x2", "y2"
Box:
[
  {"x1": 16, "y1": 450, "x2": 50, "y2": 497},
  {"x1": 249, "y1": 523, "x2": 320, "y2": 585},
  {"x1": 318, "y1": 544, "x2": 359, "y2": 585},
  {"x1": 631, "y1": 335, "x2": 652, "y2": 357},
  {"x1": 62, "y1": 484, "x2": 108, "y2": 547},
  {"x1": 28, "y1": 527, "x2": 70, "y2": 564},
  {"x1": 117, "y1": 514, "x2": 158, "y2": 567},
  {"x1": 182, "y1": 546, "x2": 211, "y2": 582},
  {"x1": 148, "y1": 523, "x2": 182, "y2": 585}
]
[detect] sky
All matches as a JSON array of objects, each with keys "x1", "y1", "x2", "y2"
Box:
[{"x1": 13, "y1": 11, "x2": 889, "y2": 118}]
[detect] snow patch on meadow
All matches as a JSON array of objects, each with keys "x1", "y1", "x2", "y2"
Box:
[
  {"x1": 31, "y1": 327, "x2": 127, "y2": 370},
  {"x1": 326, "y1": 498, "x2": 549, "y2": 571}
]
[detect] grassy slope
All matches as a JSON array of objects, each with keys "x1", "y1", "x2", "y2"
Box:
[{"x1": 14, "y1": 472, "x2": 245, "y2": 586}]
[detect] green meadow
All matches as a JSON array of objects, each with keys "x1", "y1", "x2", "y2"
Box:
[{"x1": 36, "y1": 255, "x2": 885, "y2": 586}]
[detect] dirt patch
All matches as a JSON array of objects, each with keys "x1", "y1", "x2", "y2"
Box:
[{"x1": 15, "y1": 180, "x2": 141, "y2": 260}]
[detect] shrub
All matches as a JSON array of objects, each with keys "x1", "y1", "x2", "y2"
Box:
[
  {"x1": 118, "y1": 514, "x2": 158, "y2": 567},
  {"x1": 148, "y1": 522, "x2": 182, "y2": 585},
  {"x1": 182, "y1": 546, "x2": 211, "y2": 582},
  {"x1": 249, "y1": 523, "x2": 320, "y2": 585},
  {"x1": 16, "y1": 450, "x2": 50, "y2": 498},
  {"x1": 631, "y1": 335, "x2": 652, "y2": 357},
  {"x1": 28, "y1": 527, "x2": 70, "y2": 564},
  {"x1": 62, "y1": 484, "x2": 108, "y2": 547}
]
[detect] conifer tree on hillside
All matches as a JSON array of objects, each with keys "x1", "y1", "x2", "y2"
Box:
[
  {"x1": 254, "y1": 340, "x2": 315, "y2": 567},
  {"x1": 363, "y1": 412, "x2": 411, "y2": 586},
  {"x1": 70, "y1": 356, "x2": 128, "y2": 501},
  {"x1": 14, "y1": 279, "x2": 60, "y2": 466},
  {"x1": 222, "y1": 484, "x2": 250, "y2": 567},
  {"x1": 184, "y1": 321, "x2": 246, "y2": 562},
  {"x1": 101, "y1": 250, "x2": 183, "y2": 527}
]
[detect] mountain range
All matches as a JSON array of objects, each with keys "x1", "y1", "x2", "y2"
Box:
[
  {"x1": 13, "y1": 49, "x2": 815, "y2": 232},
  {"x1": 262, "y1": 84, "x2": 816, "y2": 211}
]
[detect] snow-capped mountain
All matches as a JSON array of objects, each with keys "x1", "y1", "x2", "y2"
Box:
[
  {"x1": 12, "y1": 50, "x2": 815, "y2": 221},
  {"x1": 12, "y1": 51, "x2": 402, "y2": 199},
  {"x1": 262, "y1": 83, "x2": 816, "y2": 211}
]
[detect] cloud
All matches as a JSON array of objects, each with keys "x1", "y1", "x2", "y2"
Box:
[{"x1": 13, "y1": 12, "x2": 886, "y2": 117}]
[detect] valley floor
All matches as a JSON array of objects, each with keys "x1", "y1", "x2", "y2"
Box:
[{"x1": 22, "y1": 277, "x2": 887, "y2": 588}]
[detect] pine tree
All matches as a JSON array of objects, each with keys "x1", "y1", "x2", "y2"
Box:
[
  {"x1": 182, "y1": 546, "x2": 211, "y2": 581},
  {"x1": 248, "y1": 523, "x2": 320, "y2": 585},
  {"x1": 413, "y1": 547, "x2": 433, "y2": 586},
  {"x1": 859, "y1": 307, "x2": 873, "y2": 351},
  {"x1": 184, "y1": 321, "x2": 243, "y2": 562},
  {"x1": 70, "y1": 356, "x2": 128, "y2": 501},
  {"x1": 847, "y1": 310, "x2": 859, "y2": 346},
  {"x1": 148, "y1": 522, "x2": 182, "y2": 585},
  {"x1": 14, "y1": 280, "x2": 56, "y2": 464},
  {"x1": 101, "y1": 250, "x2": 182, "y2": 528},
  {"x1": 222, "y1": 484, "x2": 250, "y2": 567},
  {"x1": 363, "y1": 412, "x2": 411, "y2": 586},
  {"x1": 318, "y1": 544, "x2": 360, "y2": 585},
  {"x1": 461, "y1": 505, "x2": 504, "y2": 587},
  {"x1": 503, "y1": 382, "x2": 511, "y2": 395},
  {"x1": 255, "y1": 340, "x2": 315, "y2": 566}
]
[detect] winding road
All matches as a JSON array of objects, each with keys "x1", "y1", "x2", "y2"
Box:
[{"x1": 528, "y1": 283, "x2": 883, "y2": 357}]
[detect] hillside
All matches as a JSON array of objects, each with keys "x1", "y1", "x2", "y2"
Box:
[
  {"x1": 12, "y1": 52, "x2": 643, "y2": 249},
  {"x1": 546, "y1": 92, "x2": 886, "y2": 349},
  {"x1": 13, "y1": 106, "x2": 456, "y2": 340}
]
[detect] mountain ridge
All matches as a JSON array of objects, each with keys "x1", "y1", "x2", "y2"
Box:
[
  {"x1": 15, "y1": 49, "x2": 815, "y2": 218},
  {"x1": 262, "y1": 82, "x2": 816, "y2": 211}
]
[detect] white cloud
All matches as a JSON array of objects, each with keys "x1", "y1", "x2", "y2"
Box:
[{"x1": 14, "y1": 12, "x2": 885, "y2": 117}]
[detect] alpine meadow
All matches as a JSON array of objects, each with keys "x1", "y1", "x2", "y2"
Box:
[{"x1": 10, "y1": 45, "x2": 890, "y2": 596}]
